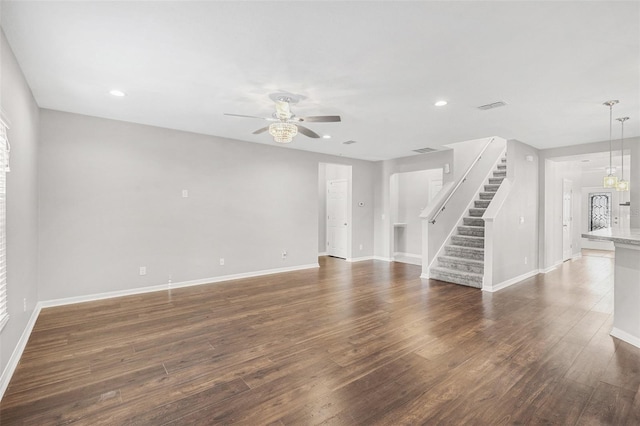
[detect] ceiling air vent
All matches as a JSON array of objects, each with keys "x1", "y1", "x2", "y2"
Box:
[
  {"x1": 342, "y1": 140, "x2": 357, "y2": 145},
  {"x1": 413, "y1": 147, "x2": 437, "y2": 154},
  {"x1": 477, "y1": 101, "x2": 507, "y2": 110}
]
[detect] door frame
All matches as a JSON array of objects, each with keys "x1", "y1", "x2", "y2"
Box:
[
  {"x1": 319, "y1": 163, "x2": 352, "y2": 260},
  {"x1": 562, "y1": 178, "x2": 573, "y2": 262},
  {"x1": 326, "y1": 179, "x2": 349, "y2": 259}
]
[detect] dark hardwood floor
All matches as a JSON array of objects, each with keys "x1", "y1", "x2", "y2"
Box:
[{"x1": 2, "y1": 252, "x2": 640, "y2": 425}]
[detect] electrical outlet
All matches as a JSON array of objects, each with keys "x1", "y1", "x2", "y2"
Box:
[
  {"x1": 219, "y1": 258, "x2": 225, "y2": 266},
  {"x1": 139, "y1": 266, "x2": 146, "y2": 276},
  {"x1": 23, "y1": 298, "x2": 27, "y2": 312},
  {"x1": 168, "y1": 274, "x2": 173, "y2": 285},
  {"x1": 182, "y1": 189, "x2": 189, "y2": 198},
  {"x1": 524, "y1": 257, "x2": 528, "y2": 265},
  {"x1": 359, "y1": 244, "x2": 363, "y2": 250},
  {"x1": 282, "y1": 250, "x2": 287, "y2": 260}
]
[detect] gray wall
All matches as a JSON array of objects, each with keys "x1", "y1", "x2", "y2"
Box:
[
  {"x1": 38, "y1": 110, "x2": 375, "y2": 300},
  {"x1": 0, "y1": 31, "x2": 40, "y2": 380}
]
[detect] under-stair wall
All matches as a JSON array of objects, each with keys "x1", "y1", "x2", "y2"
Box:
[
  {"x1": 420, "y1": 137, "x2": 507, "y2": 277},
  {"x1": 482, "y1": 140, "x2": 539, "y2": 291}
]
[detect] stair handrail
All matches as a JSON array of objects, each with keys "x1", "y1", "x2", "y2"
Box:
[{"x1": 429, "y1": 137, "x2": 495, "y2": 224}]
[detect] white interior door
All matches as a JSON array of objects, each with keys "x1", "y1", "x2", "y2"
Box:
[
  {"x1": 562, "y1": 179, "x2": 573, "y2": 261},
  {"x1": 327, "y1": 179, "x2": 348, "y2": 259}
]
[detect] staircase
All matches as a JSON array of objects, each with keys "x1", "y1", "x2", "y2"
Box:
[{"x1": 429, "y1": 157, "x2": 507, "y2": 288}]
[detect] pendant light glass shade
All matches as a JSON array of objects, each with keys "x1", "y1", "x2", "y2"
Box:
[
  {"x1": 603, "y1": 100, "x2": 619, "y2": 188},
  {"x1": 615, "y1": 116, "x2": 630, "y2": 192}
]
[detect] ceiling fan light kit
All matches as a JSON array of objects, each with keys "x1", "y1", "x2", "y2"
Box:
[
  {"x1": 269, "y1": 122, "x2": 298, "y2": 144},
  {"x1": 225, "y1": 95, "x2": 341, "y2": 144}
]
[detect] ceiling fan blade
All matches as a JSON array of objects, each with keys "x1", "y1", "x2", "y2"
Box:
[
  {"x1": 252, "y1": 126, "x2": 270, "y2": 135},
  {"x1": 224, "y1": 113, "x2": 275, "y2": 121},
  {"x1": 297, "y1": 125, "x2": 321, "y2": 138},
  {"x1": 297, "y1": 115, "x2": 341, "y2": 123}
]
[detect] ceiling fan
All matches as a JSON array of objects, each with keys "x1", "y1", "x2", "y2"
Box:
[{"x1": 225, "y1": 96, "x2": 341, "y2": 143}]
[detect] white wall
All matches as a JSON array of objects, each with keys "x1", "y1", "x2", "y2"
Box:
[
  {"x1": 0, "y1": 30, "x2": 40, "y2": 383},
  {"x1": 38, "y1": 110, "x2": 375, "y2": 300},
  {"x1": 486, "y1": 140, "x2": 539, "y2": 287}
]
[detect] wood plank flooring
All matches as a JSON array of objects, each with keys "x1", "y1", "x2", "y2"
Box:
[{"x1": 2, "y1": 251, "x2": 640, "y2": 424}]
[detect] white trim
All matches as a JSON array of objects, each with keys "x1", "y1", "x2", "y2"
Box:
[
  {"x1": 40, "y1": 263, "x2": 320, "y2": 308},
  {"x1": 318, "y1": 252, "x2": 328, "y2": 256},
  {"x1": 482, "y1": 269, "x2": 539, "y2": 293},
  {"x1": 392, "y1": 252, "x2": 422, "y2": 266},
  {"x1": 571, "y1": 252, "x2": 583, "y2": 260},
  {"x1": 0, "y1": 303, "x2": 42, "y2": 400},
  {"x1": 611, "y1": 327, "x2": 640, "y2": 349},
  {"x1": 373, "y1": 256, "x2": 392, "y2": 262},
  {"x1": 420, "y1": 272, "x2": 429, "y2": 279},
  {"x1": 540, "y1": 261, "x2": 562, "y2": 273},
  {"x1": 346, "y1": 256, "x2": 374, "y2": 263},
  {"x1": 615, "y1": 243, "x2": 640, "y2": 251}
]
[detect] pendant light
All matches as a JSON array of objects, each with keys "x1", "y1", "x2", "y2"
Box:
[
  {"x1": 616, "y1": 116, "x2": 630, "y2": 192},
  {"x1": 603, "y1": 100, "x2": 619, "y2": 188}
]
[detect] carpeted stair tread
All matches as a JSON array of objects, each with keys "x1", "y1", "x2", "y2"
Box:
[
  {"x1": 444, "y1": 245, "x2": 484, "y2": 261},
  {"x1": 451, "y1": 235, "x2": 485, "y2": 248},
  {"x1": 463, "y1": 217, "x2": 484, "y2": 227},
  {"x1": 479, "y1": 192, "x2": 496, "y2": 200},
  {"x1": 438, "y1": 256, "x2": 484, "y2": 274},
  {"x1": 468, "y1": 208, "x2": 486, "y2": 217},
  {"x1": 457, "y1": 225, "x2": 485, "y2": 237},
  {"x1": 430, "y1": 267, "x2": 483, "y2": 288}
]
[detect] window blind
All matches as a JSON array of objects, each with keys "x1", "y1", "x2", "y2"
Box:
[{"x1": 0, "y1": 122, "x2": 9, "y2": 332}]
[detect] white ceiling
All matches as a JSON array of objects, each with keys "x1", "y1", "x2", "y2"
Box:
[{"x1": 2, "y1": 1, "x2": 639, "y2": 161}]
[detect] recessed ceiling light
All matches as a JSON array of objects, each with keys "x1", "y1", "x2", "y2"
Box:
[
  {"x1": 322, "y1": 135, "x2": 332, "y2": 139},
  {"x1": 109, "y1": 90, "x2": 126, "y2": 97},
  {"x1": 434, "y1": 100, "x2": 448, "y2": 107}
]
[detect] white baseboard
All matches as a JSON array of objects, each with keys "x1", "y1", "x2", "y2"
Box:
[
  {"x1": 483, "y1": 269, "x2": 539, "y2": 293},
  {"x1": 540, "y1": 261, "x2": 562, "y2": 274},
  {"x1": 0, "y1": 262, "x2": 319, "y2": 399},
  {"x1": 1, "y1": 303, "x2": 42, "y2": 400},
  {"x1": 40, "y1": 263, "x2": 320, "y2": 309},
  {"x1": 346, "y1": 256, "x2": 374, "y2": 263},
  {"x1": 420, "y1": 272, "x2": 429, "y2": 279},
  {"x1": 393, "y1": 252, "x2": 422, "y2": 266},
  {"x1": 611, "y1": 327, "x2": 640, "y2": 349},
  {"x1": 318, "y1": 252, "x2": 328, "y2": 256},
  {"x1": 372, "y1": 256, "x2": 392, "y2": 262},
  {"x1": 571, "y1": 252, "x2": 583, "y2": 260}
]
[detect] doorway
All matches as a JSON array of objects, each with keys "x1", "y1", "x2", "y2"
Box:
[
  {"x1": 318, "y1": 163, "x2": 352, "y2": 259},
  {"x1": 562, "y1": 178, "x2": 573, "y2": 261},
  {"x1": 327, "y1": 179, "x2": 348, "y2": 258}
]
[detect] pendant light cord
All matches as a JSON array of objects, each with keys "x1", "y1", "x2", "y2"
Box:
[{"x1": 609, "y1": 104, "x2": 613, "y2": 172}]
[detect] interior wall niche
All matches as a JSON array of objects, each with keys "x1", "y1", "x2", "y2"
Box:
[{"x1": 390, "y1": 168, "x2": 443, "y2": 264}]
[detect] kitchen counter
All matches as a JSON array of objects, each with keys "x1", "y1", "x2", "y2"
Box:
[{"x1": 582, "y1": 228, "x2": 640, "y2": 349}]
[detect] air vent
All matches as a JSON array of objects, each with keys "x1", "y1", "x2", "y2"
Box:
[
  {"x1": 342, "y1": 140, "x2": 357, "y2": 145},
  {"x1": 413, "y1": 147, "x2": 437, "y2": 154},
  {"x1": 477, "y1": 101, "x2": 507, "y2": 110}
]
